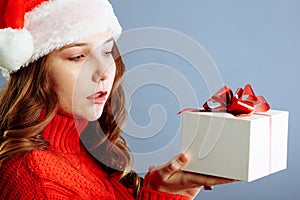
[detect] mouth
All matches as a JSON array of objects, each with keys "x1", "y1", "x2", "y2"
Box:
[{"x1": 86, "y1": 90, "x2": 108, "y2": 104}]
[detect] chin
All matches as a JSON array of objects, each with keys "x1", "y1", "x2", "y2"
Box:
[{"x1": 82, "y1": 108, "x2": 104, "y2": 121}]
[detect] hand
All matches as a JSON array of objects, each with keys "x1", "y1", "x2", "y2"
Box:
[{"x1": 143, "y1": 153, "x2": 235, "y2": 199}]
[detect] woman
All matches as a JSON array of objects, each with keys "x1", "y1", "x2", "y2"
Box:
[{"x1": 0, "y1": 0, "x2": 233, "y2": 199}]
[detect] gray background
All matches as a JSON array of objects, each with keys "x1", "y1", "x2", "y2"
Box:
[
  {"x1": 0, "y1": 0, "x2": 298, "y2": 199},
  {"x1": 110, "y1": 0, "x2": 299, "y2": 200}
]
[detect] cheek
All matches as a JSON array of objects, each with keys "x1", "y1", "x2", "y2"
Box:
[
  {"x1": 54, "y1": 71, "x2": 77, "y2": 93},
  {"x1": 51, "y1": 68, "x2": 79, "y2": 109},
  {"x1": 107, "y1": 68, "x2": 117, "y2": 95},
  {"x1": 108, "y1": 64, "x2": 117, "y2": 84}
]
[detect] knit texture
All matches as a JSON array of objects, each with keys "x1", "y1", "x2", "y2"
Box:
[{"x1": 0, "y1": 111, "x2": 189, "y2": 200}]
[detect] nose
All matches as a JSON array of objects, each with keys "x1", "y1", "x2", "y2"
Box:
[
  {"x1": 93, "y1": 71, "x2": 106, "y2": 82},
  {"x1": 92, "y1": 65, "x2": 109, "y2": 83},
  {"x1": 91, "y1": 55, "x2": 114, "y2": 83}
]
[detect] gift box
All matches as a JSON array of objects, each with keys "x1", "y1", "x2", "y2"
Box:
[
  {"x1": 180, "y1": 85, "x2": 289, "y2": 181},
  {"x1": 181, "y1": 110, "x2": 289, "y2": 182}
]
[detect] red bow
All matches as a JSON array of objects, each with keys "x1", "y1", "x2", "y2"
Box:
[{"x1": 179, "y1": 84, "x2": 270, "y2": 116}]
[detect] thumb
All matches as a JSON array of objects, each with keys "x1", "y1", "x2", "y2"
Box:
[{"x1": 161, "y1": 153, "x2": 189, "y2": 176}]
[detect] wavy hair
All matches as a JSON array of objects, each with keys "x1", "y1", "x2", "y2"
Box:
[{"x1": 0, "y1": 42, "x2": 141, "y2": 197}]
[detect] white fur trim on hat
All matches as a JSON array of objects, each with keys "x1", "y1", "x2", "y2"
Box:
[
  {"x1": 0, "y1": 28, "x2": 34, "y2": 72},
  {"x1": 0, "y1": 0, "x2": 122, "y2": 75},
  {"x1": 24, "y1": 0, "x2": 122, "y2": 67}
]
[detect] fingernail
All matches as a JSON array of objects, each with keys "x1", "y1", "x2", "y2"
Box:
[
  {"x1": 171, "y1": 160, "x2": 181, "y2": 170},
  {"x1": 178, "y1": 154, "x2": 186, "y2": 164},
  {"x1": 204, "y1": 185, "x2": 213, "y2": 190},
  {"x1": 148, "y1": 165, "x2": 155, "y2": 172}
]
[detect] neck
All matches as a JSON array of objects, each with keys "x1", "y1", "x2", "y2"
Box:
[{"x1": 42, "y1": 110, "x2": 89, "y2": 154}]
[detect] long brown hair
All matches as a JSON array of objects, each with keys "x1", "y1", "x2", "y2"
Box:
[
  {"x1": 0, "y1": 42, "x2": 141, "y2": 197},
  {"x1": 0, "y1": 57, "x2": 58, "y2": 163}
]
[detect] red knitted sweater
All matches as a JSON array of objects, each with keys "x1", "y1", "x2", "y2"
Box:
[{"x1": 0, "y1": 111, "x2": 189, "y2": 200}]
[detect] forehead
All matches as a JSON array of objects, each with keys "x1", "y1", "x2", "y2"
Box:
[{"x1": 60, "y1": 31, "x2": 114, "y2": 51}]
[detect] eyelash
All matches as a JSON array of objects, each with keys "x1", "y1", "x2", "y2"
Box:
[
  {"x1": 68, "y1": 51, "x2": 115, "y2": 62},
  {"x1": 104, "y1": 50, "x2": 115, "y2": 56},
  {"x1": 69, "y1": 54, "x2": 86, "y2": 61}
]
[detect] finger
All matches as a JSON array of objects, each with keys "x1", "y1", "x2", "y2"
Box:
[
  {"x1": 148, "y1": 165, "x2": 155, "y2": 172},
  {"x1": 200, "y1": 175, "x2": 235, "y2": 186},
  {"x1": 179, "y1": 187, "x2": 201, "y2": 199},
  {"x1": 160, "y1": 153, "x2": 189, "y2": 176},
  {"x1": 181, "y1": 171, "x2": 235, "y2": 187},
  {"x1": 203, "y1": 185, "x2": 213, "y2": 190}
]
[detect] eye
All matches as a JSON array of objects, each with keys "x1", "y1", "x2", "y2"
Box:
[
  {"x1": 69, "y1": 54, "x2": 86, "y2": 61},
  {"x1": 104, "y1": 50, "x2": 115, "y2": 56}
]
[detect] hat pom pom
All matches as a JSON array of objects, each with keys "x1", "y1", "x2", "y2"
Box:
[{"x1": 0, "y1": 28, "x2": 34, "y2": 72}]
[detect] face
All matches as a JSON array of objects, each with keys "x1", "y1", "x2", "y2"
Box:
[{"x1": 46, "y1": 31, "x2": 116, "y2": 121}]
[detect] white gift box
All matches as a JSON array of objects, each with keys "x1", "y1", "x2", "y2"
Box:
[{"x1": 181, "y1": 110, "x2": 289, "y2": 182}]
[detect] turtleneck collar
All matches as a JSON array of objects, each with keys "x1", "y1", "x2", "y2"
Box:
[{"x1": 41, "y1": 109, "x2": 89, "y2": 154}]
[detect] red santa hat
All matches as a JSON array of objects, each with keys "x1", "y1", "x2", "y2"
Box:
[{"x1": 0, "y1": 0, "x2": 122, "y2": 77}]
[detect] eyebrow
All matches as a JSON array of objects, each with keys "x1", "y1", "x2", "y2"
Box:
[
  {"x1": 59, "y1": 43, "x2": 88, "y2": 52},
  {"x1": 103, "y1": 37, "x2": 114, "y2": 44},
  {"x1": 59, "y1": 37, "x2": 114, "y2": 52}
]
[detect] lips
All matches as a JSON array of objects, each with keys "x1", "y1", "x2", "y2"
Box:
[{"x1": 86, "y1": 91, "x2": 108, "y2": 104}]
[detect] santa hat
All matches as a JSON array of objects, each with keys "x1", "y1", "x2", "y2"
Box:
[{"x1": 0, "y1": 0, "x2": 122, "y2": 77}]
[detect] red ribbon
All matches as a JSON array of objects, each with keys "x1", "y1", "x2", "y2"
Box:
[
  {"x1": 179, "y1": 84, "x2": 273, "y2": 174},
  {"x1": 179, "y1": 84, "x2": 270, "y2": 116}
]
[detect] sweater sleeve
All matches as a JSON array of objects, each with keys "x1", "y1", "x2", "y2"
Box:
[
  {"x1": 0, "y1": 153, "x2": 82, "y2": 200},
  {"x1": 138, "y1": 187, "x2": 190, "y2": 200},
  {"x1": 0, "y1": 154, "x2": 46, "y2": 200}
]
